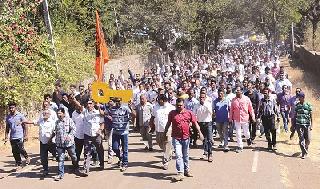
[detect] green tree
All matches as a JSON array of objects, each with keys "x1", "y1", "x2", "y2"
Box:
[{"x1": 0, "y1": 0, "x2": 56, "y2": 125}]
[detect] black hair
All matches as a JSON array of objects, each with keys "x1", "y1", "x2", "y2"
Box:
[
  {"x1": 158, "y1": 94, "x2": 168, "y2": 102},
  {"x1": 57, "y1": 107, "x2": 65, "y2": 114},
  {"x1": 8, "y1": 101, "x2": 17, "y2": 107},
  {"x1": 176, "y1": 98, "x2": 184, "y2": 104},
  {"x1": 44, "y1": 94, "x2": 52, "y2": 100}
]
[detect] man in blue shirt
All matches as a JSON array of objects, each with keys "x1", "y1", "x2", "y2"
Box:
[
  {"x1": 105, "y1": 97, "x2": 134, "y2": 172},
  {"x1": 213, "y1": 89, "x2": 230, "y2": 152},
  {"x1": 5, "y1": 102, "x2": 32, "y2": 167}
]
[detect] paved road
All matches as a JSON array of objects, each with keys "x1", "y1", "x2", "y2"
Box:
[{"x1": 0, "y1": 130, "x2": 319, "y2": 189}]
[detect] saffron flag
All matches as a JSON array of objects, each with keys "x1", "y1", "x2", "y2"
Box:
[{"x1": 95, "y1": 10, "x2": 109, "y2": 81}]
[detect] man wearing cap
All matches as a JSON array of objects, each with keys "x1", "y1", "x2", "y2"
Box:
[
  {"x1": 288, "y1": 88, "x2": 302, "y2": 139},
  {"x1": 295, "y1": 92, "x2": 313, "y2": 159},
  {"x1": 82, "y1": 99, "x2": 105, "y2": 174},
  {"x1": 106, "y1": 97, "x2": 134, "y2": 172}
]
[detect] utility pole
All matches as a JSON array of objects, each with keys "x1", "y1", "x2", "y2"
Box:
[
  {"x1": 114, "y1": 7, "x2": 121, "y2": 45},
  {"x1": 272, "y1": 0, "x2": 277, "y2": 57},
  {"x1": 42, "y1": 0, "x2": 58, "y2": 71},
  {"x1": 291, "y1": 22, "x2": 295, "y2": 53}
]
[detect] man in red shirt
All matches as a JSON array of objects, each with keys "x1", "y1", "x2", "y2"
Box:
[{"x1": 164, "y1": 98, "x2": 204, "y2": 182}]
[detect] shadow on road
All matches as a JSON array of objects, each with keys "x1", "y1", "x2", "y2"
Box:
[{"x1": 123, "y1": 171, "x2": 175, "y2": 181}]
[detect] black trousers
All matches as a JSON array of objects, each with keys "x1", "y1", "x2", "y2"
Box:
[
  {"x1": 84, "y1": 134, "x2": 104, "y2": 169},
  {"x1": 190, "y1": 125, "x2": 198, "y2": 146},
  {"x1": 40, "y1": 141, "x2": 56, "y2": 171},
  {"x1": 10, "y1": 138, "x2": 28, "y2": 165},
  {"x1": 261, "y1": 115, "x2": 276, "y2": 147},
  {"x1": 74, "y1": 137, "x2": 84, "y2": 163},
  {"x1": 249, "y1": 115, "x2": 257, "y2": 140}
]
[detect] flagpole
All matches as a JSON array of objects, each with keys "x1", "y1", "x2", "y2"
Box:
[{"x1": 42, "y1": 0, "x2": 58, "y2": 72}]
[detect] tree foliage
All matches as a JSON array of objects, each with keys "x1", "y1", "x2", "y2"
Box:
[{"x1": 0, "y1": 0, "x2": 56, "y2": 109}]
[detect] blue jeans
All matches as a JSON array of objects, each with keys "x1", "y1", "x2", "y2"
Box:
[
  {"x1": 56, "y1": 145, "x2": 78, "y2": 176},
  {"x1": 173, "y1": 138, "x2": 190, "y2": 173},
  {"x1": 112, "y1": 134, "x2": 128, "y2": 166},
  {"x1": 280, "y1": 110, "x2": 289, "y2": 131},
  {"x1": 199, "y1": 122, "x2": 213, "y2": 155}
]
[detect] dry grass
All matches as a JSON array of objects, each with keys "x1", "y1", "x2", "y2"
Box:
[
  {"x1": 0, "y1": 124, "x2": 40, "y2": 152},
  {"x1": 277, "y1": 57, "x2": 320, "y2": 162}
]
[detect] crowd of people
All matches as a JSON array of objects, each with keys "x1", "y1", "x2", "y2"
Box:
[{"x1": 3, "y1": 43, "x2": 313, "y2": 182}]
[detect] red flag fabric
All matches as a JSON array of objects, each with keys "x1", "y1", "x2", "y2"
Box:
[{"x1": 95, "y1": 10, "x2": 109, "y2": 81}]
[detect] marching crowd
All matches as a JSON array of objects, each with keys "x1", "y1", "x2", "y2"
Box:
[{"x1": 3, "y1": 43, "x2": 313, "y2": 182}]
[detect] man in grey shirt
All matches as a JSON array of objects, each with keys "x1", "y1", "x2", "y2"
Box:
[{"x1": 134, "y1": 94, "x2": 154, "y2": 151}]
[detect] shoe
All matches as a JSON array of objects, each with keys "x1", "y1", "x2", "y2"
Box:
[
  {"x1": 107, "y1": 158, "x2": 113, "y2": 164},
  {"x1": 25, "y1": 157, "x2": 31, "y2": 165},
  {"x1": 200, "y1": 153, "x2": 207, "y2": 160},
  {"x1": 144, "y1": 146, "x2": 149, "y2": 150},
  {"x1": 117, "y1": 160, "x2": 121, "y2": 167},
  {"x1": 54, "y1": 175, "x2": 63, "y2": 181},
  {"x1": 163, "y1": 164, "x2": 169, "y2": 170},
  {"x1": 247, "y1": 139, "x2": 252, "y2": 146},
  {"x1": 42, "y1": 170, "x2": 49, "y2": 177},
  {"x1": 172, "y1": 173, "x2": 184, "y2": 182},
  {"x1": 301, "y1": 154, "x2": 306, "y2": 159},
  {"x1": 235, "y1": 147, "x2": 243, "y2": 153},
  {"x1": 148, "y1": 148, "x2": 154, "y2": 152},
  {"x1": 218, "y1": 143, "x2": 224, "y2": 148},
  {"x1": 76, "y1": 169, "x2": 88, "y2": 177},
  {"x1": 223, "y1": 147, "x2": 230, "y2": 152},
  {"x1": 267, "y1": 145, "x2": 272, "y2": 151},
  {"x1": 91, "y1": 160, "x2": 97, "y2": 166},
  {"x1": 289, "y1": 132, "x2": 294, "y2": 140},
  {"x1": 208, "y1": 155, "x2": 213, "y2": 162},
  {"x1": 184, "y1": 171, "x2": 193, "y2": 177},
  {"x1": 120, "y1": 165, "x2": 128, "y2": 172},
  {"x1": 16, "y1": 163, "x2": 23, "y2": 171},
  {"x1": 99, "y1": 166, "x2": 104, "y2": 170},
  {"x1": 272, "y1": 144, "x2": 277, "y2": 151}
]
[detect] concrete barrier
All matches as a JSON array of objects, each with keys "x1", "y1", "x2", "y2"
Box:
[{"x1": 294, "y1": 45, "x2": 320, "y2": 74}]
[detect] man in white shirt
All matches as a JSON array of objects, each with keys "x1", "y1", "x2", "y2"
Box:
[
  {"x1": 35, "y1": 109, "x2": 56, "y2": 176},
  {"x1": 83, "y1": 99, "x2": 105, "y2": 174},
  {"x1": 72, "y1": 100, "x2": 85, "y2": 165},
  {"x1": 275, "y1": 73, "x2": 292, "y2": 94},
  {"x1": 193, "y1": 92, "x2": 213, "y2": 162},
  {"x1": 41, "y1": 101, "x2": 58, "y2": 122},
  {"x1": 150, "y1": 94, "x2": 175, "y2": 170},
  {"x1": 133, "y1": 83, "x2": 146, "y2": 106}
]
